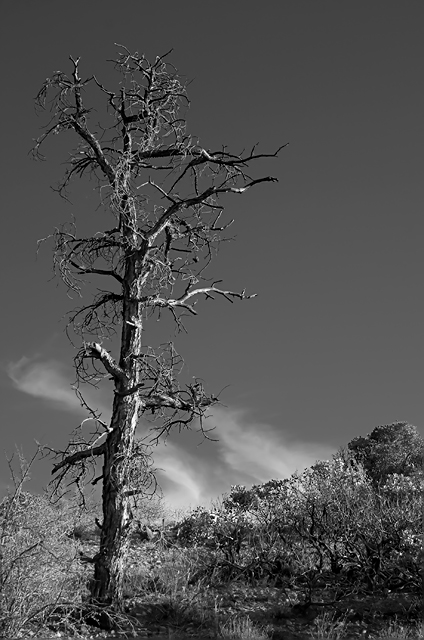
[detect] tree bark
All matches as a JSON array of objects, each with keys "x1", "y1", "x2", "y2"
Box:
[
  {"x1": 91, "y1": 231, "x2": 145, "y2": 603},
  {"x1": 91, "y1": 400, "x2": 137, "y2": 603}
]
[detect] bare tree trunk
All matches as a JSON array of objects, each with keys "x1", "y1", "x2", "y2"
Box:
[
  {"x1": 92, "y1": 250, "x2": 144, "y2": 603},
  {"x1": 91, "y1": 412, "x2": 134, "y2": 602},
  {"x1": 33, "y1": 46, "x2": 284, "y2": 610}
]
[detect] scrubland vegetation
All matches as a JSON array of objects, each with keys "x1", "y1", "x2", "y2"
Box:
[
  {"x1": 1, "y1": 422, "x2": 422, "y2": 639},
  {"x1": 25, "y1": 50, "x2": 422, "y2": 639}
]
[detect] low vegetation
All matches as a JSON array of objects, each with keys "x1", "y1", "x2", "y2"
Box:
[{"x1": 0, "y1": 423, "x2": 422, "y2": 639}]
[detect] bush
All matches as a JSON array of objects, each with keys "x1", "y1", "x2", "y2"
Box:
[{"x1": 0, "y1": 486, "x2": 89, "y2": 636}]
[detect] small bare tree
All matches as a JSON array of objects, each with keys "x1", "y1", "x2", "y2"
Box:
[{"x1": 33, "y1": 45, "x2": 284, "y2": 607}]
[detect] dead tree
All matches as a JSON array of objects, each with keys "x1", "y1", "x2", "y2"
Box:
[{"x1": 33, "y1": 45, "x2": 285, "y2": 607}]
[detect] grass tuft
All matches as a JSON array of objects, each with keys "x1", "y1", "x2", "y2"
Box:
[{"x1": 219, "y1": 614, "x2": 272, "y2": 640}]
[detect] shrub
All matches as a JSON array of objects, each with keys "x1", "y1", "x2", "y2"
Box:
[{"x1": 0, "y1": 489, "x2": 89, "y2": 636}]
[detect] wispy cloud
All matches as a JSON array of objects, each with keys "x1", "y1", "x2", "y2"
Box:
[
  {"x1": 152, "y1": 443, "x2": 204, "y2": 512},
  {"x1": 212, "y1": 406, "x2": 333, "y2": 483},
  {"x1": 150, "y1": 406, "x2": 334, "y2": 511},
  {"x1": 6, "y1": 356, "x2": 110, "y2": 420},
  {"x1": 7, "y1": 357, "x2": 82, "y2": 412},
  {"x1": 7, "y1": 357, "x2": 335, "y2": 511}
]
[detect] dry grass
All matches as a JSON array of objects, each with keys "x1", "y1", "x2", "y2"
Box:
[
  {"x1": 368, "y1": 619, "x2": 422, "y2": 640},
  {"x1": 219, "y1": 614, "x2": 272, "y2": 640},
  {"x1": 311, "y1": 611, "x2": 348, "y2": 640}
]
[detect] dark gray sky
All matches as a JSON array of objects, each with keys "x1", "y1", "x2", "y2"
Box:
[{"x1": 1, "y1": 1, "x2": 423, "y2": 511}]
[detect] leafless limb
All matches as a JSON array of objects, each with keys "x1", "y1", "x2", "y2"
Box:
[
  {"x1": 51, "y1": 443, "x2": 106, "y2": 475},
  {"x1": 141, "y1": 282, "x2": 257, "y2": 316},
  {"x1": 80, "y1": 342, "x2": 127, "y2": 382}
]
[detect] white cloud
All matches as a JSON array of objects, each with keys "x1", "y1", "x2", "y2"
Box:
[
  {"x1": 146, "y1": 406, "x2": 334, "y2": 512},
  {"x1": 212, "y1": 406, "x2": 333, "y2": 483},
  {"x1": 7, "y1": 357, "x2": 335, "y2": 511},
  {"x1": 7, "y1": 357, "x2": 82, "y2": 412},
  {"x1": 7, "y1": 356, "x2": 110, "y2": 420},
  {"x1": 153, "y1": 443, "x2": 203, "y2": 511}
]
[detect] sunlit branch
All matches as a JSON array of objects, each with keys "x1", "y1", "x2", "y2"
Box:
[
  {"x1": 141, "y1": 283, "x2": 257, "y2": 315},
  {"x1": 82, "y1": 342, "x2": 127, "y2": 383}
]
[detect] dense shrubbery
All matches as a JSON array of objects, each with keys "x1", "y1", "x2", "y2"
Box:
[
  {"x1": 0, "y1": 423, "x2": 422, "y2": 638},
  {"x1": 348, "y1": 421, "x2": 423, "y2": 485},
  {"x1": 173, "y1": 444, "x2": 422, "y2": 594}
]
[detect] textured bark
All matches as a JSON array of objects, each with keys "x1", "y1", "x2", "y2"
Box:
[
  {"x1": 91, "y1": 411, "x2": 136, "y2": 603},
  {"x1": 91, "y1": 227, "x2": 146, "y2": 604}
]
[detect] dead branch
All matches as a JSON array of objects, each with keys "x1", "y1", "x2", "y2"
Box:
[
  {"x1": 146, "y1": 176, "x2": 278, "y2": 243},
  {"x1": 51, "y1": 442, "x2": 106, "y2": 475},
  {"x1": 74, "y1": 388, "x2": 110, "y2": 432},
  {"x1": 141, "y1": 283, "x2": 256, "y2": 316},
  {"x1": 82, "y1": 342, "x2": 127, "y2": 383},
  {"x1": 68, "y1": 259, "x2": 124, "y2": 284}
]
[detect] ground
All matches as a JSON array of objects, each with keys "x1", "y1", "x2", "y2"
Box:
[{"x1": 86, "y1": 541, "x2": 421, "y2": 639}]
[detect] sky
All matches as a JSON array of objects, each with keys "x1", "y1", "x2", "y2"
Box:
[{"x1": 0, "y1": 1, "x2": 423, "y2": 514}]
